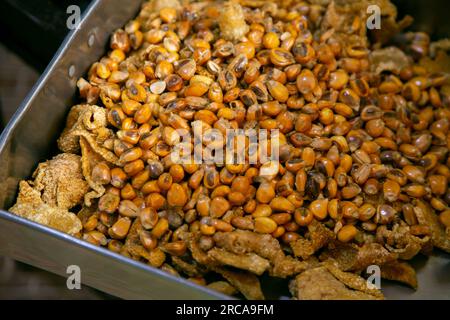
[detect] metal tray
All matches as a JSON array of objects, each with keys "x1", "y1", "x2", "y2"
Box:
[{"x1": 0, "y1": 0, "x2": 448, "y2": 299}]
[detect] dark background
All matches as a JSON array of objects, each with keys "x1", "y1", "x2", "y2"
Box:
[{"x1": 0, "y1": 0, "x2": 448, "y2": 299}]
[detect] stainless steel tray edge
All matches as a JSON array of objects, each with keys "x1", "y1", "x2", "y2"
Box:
[{"x1": 0, "y1": 0, "x2": 227, "y2": 300}]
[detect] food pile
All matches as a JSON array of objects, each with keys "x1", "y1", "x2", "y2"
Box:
[{"x1": 10, "y1": 0, "x2": 450, "y2": 299}]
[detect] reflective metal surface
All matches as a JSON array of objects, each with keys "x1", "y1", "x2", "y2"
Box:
[{"x1": 0, "y1": 0, "x2": 448, "y2": 300}]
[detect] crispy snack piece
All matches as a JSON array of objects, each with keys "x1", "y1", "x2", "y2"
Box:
[
  {"x1": 79, "y1": 137, "x2": 107, "y2": 206},
  {"x1": 289, "y1": 266, "x2": 383, "y2": 300},
  {"x1": 10, "y1": 181, "x2": 82, "y2": 235},
  {"x1": 324, "y1": 261, "x2": 384, "y2": 298},
  {"x1": 188, "y1": 232, "x2": 218, "y2": 266},
  {"x1": 321, "y1": 0, "x2": 368, "y2": 47},
  {"x1": 413, "y1": 199, "x2": 450, "y2": 253},
  {"x1": 171, "y1": 256, "x2": 204, "y2": 277},
  {"x1": 321, "y1": 242, "x2": 397, "y2": 271},
  {"x1": 215, "y1": 267, "x2": 265, "y2": 300},
  {"x1": 370, "y1": 47, "x2": 410, "y2": 74},
  {"x1": 376, "y1": 223, "x2": 428, "y2": 259},
  {"x1": 380, "y1": 261, "x2": 418, "y2": 289},
  {"x1": 32, "y1": 153, "x2": 89, "y2": 210},
  {"x1": 270, "y1": 255, "x2": 319, "y2": 278},
  {"x1": 207, "y1": 281, "x2": 238, "y2": 296},
  {"x1": 208, "y1": 248, "x2": 270, "y2": 275},
  {"x1": 213, "y1": 230, "x2": 310, "y2": 278},
  {"x1": 218, "y1": 2, "x2": 249, "y2": 42},
  {"x1": 290, "y1": 220, "x2": 335, "y2": 259},
  {"x1": 58, "y1": 104, "x2": 119, "y2": 165}
]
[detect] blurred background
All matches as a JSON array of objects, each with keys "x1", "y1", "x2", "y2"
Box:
[{"x1": 0, "y1": 0, "x2": 448, "y2": 299}]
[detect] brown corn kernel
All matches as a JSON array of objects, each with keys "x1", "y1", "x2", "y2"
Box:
[
  {"x1": 282, "y1": 232, "x2": 301, "y2": 244},
  {"x1": 91, "y1": 162, "x2": 111, "y2": 185},
  {"x1": 83, "y1": 231, "x2": 108, "y2": 246},
  {"x1": 337, "y1": 225, "x2": 358, "y2": 242},
  {"x1": 98, "y1": 193, "x2": 120, "y2": 214},
  {"x1": 231, "y1": 216, "x2": 254, "y2": 230},
  {"x1": 254, "y1": 217, "x2": 277, "y2": 234},
  {"x1": 270, "y1": 197, "x2": 295, "y2": 213},
  {"x1": 271, "y1": 213, "x2": 291, "y2": 225},
  {"x1": 294, "y1": 208, "x2": 313, "y2": 226},
  {"x1": 109, "y1": 217, "x2": 131, "y2": 239},
  {"x1": 162, "y1": 241, "x2": 187, "y2": 257},
  {"x1": 167, "y1": 183, "x2": 188, "y2": 207},
  {"x1": 200, "y1": 223, "x2": 216, "y2": 236},
  {"x1": 210, "y1": 197, "x2": 231, "y2": 218},
  {"x1": 140, "y1": 207, "x2": 159, "y2": 230},
  {"x1": 124, "y1": 159, "x2": 144, "y2": 176},
  {"x1": 296, "y1": 69, "x2": 317, "y2": 94},
  {"x1": 428, "y1": 175, "x2": 447, "y2": 195},
  {"x1": 157, "y1": 172, "x2": 173, "y2": 191},
  {"x1": 266, "y1": 80, "x2": 289, "y2": 102},
  {"x1": 262, "y1": 32, "x2": 280, "y2": 49},
  {"x1": 108, "y1": 239, "x2": 123, "y2": 253},
  {"x1": 341, "y1": 183, "x2": 361, "y2": 199},
  {"x1": 151, "y1": 218, "x2": 169, "y2": 239},
  {"x1": 383, "y1": 179, "x2": 401, "y2": 202},
  {"x1": 212, "y1": 219, "x2": 233, "y2": 232},
  {"x1": 83, "y1": 215, "x2": 98, "y2": 232},
  {"x1": 252, "y1": 204, "x2": 272, "y2": 218},
  {"x1": 176, "y1": 59, "x2": 196, "y2": 80},
  {"x1": 358, "y1": 204, "x2": 376, "y2": 222},
  {"x1": 375, "y1": 204, "x2": 396, "y2": 224},
  {"x1": 139, "y1": 230, "x2": 158, "y2": 251},
  {"x1": 118, "y1": 200, "x2": 139, "y2": 218},
  {"x1": 120, "y1": 183, "x2": 137, "y2": 200},
  {"x1": 309, "y1": 199, "x2": 329, "y2": 220},
  {"x1": 145, "y1": 193, "x2": 166, "y2": 210}
]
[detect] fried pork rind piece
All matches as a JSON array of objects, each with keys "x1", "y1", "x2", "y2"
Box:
[
  {"x1": 380, "y1": 261, "x2": 418, "y2": 289},
  {"x1": 324, "y1": 261, "x2": 384, "y2": 298},
  {"x1": 215, "y1": 267, "x2": 265, "y2": 300},
  {"x1": 320, "y1": 242, "x2": 397, "y2": 272},
  {"x1": 413, "y1": 199, "x2": 450, "y2": 253},
  {"x1": 369, "y1": 47, "x2": 411, "y2": 74},
  {"x1": 321, "y1": 0, "x2": 369, "y2": 47},
  {"x1": 207, "y1": 281, "x2": 238, "y2": 296},
  {"x1": 57, "y1": 104, "x2": 119, "y2": 165},
  {"x1": 289, "y1": 265, "x2": 383, "y2": 300},
  {"x1": 58, "y1": 104, "x2": 122, "y2": 206},
  {"x1": 171, "y1": 256, "x2": 205, "y2": 277},
  {"x1": 32, "y1": 153, "x2": 89, "y2": 210},
  {"x1": 218, "y1": 2, "x2": 249, "y2": 42},
  {"x1": 79, "y1": 137, "x2": 107, "y2": 206},
  {"x1": 208, "y1": 248, "x2": 270, "y2": 275},
  {"x1": 10, "y1": 181, "x2": 82, "y2": 236},
  {"x1": 376, "y1": 223, "x2": 428, "y2": 260},
  {"x1": 188, "y1": 232, "x2": 218, "y2": 266},
  {"x1": 290, "y1": 220, "x2": 335, "y2": 259},
  {"x1": 212, "y1": 230, "x2": 311, "y2": 278}
]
